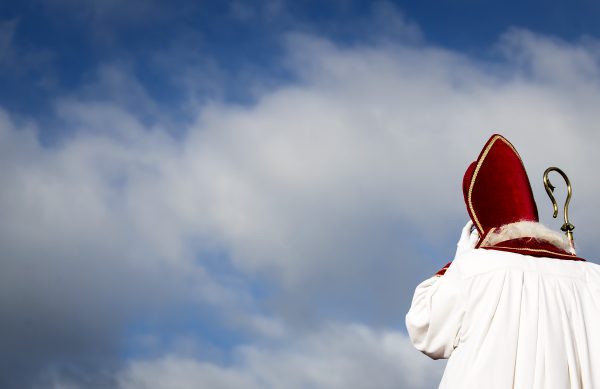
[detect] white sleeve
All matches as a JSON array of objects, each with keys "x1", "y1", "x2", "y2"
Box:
[{"x1": 405, "y1": 264, "x2": 465, "y2": 360}]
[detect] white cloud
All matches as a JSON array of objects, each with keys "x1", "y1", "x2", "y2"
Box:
[{"x1": 118, "y1": 322, "x2": 443, "y2": 389}]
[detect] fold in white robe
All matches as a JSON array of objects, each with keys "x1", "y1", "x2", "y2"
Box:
[{"x1": 406, "y1": 248, "x2": 600, "y2": 388}]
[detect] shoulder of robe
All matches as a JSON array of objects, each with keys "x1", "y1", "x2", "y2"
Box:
[
  {"x1": 456, "y1": 248, "x2": 600, "y2": 280},
  {"x1": 583, "y1": 260, "x2": 600, "y2": 283}
]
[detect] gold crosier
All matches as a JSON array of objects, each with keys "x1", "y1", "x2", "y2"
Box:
[{"x1": 543, "y1": 167, "x2": 575, "y2": 254}]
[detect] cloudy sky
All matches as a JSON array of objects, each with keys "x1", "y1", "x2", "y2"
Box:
[{"x1": 3, "y1": 1, "x2": 600, "y2": 388}]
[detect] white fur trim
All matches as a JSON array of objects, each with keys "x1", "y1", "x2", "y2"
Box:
[{"x1": 480, "y1": 221, "x2": 572, "y2": 252}]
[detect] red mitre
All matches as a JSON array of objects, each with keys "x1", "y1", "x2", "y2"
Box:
[
  {"x1": 435, "y1": 134, "x2": 583, "y2": 277},
  {"x1": 463, "y1": 134, "x2": 539, "y2": 244}
]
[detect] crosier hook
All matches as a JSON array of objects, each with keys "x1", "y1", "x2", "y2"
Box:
[{"x1": 543, "y1": 167, "x2": 575, "y2": 254}]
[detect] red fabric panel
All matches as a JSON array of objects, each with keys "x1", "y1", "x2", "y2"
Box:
[
  {"x1": 435, "y1": 261, "x2": 453, "y2": 276},
  {"x1": 484, "y1": 238, "x2": 584, "y2": 261}
]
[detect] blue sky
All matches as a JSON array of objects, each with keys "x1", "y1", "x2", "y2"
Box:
[{"x1": 3, "y1": 1, "x2": 600, "y2": 388}]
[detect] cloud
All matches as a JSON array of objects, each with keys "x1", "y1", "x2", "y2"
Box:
[
  {"x1": 3, "y1": 7, "x2": 600, "y2": 388},
  {"x1": 0, "y1": 105, "x2": 251, "y2": 387},
  {"x1": 117, "y1": 322, "x2": 443, "y2": 389}
]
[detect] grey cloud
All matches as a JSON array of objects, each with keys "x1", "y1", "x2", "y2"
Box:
[{"x1": 0, "y1": 109, "x2": 245, "y2": 388}]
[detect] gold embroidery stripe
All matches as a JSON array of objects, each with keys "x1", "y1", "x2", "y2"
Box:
[{"x1": 489, "y1": 245, "x2": 577, "y2": 258}]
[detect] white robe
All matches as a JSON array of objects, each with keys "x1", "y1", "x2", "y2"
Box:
[{"x1": 406, "y1": 248, "x2": 600, "y2": 388}]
